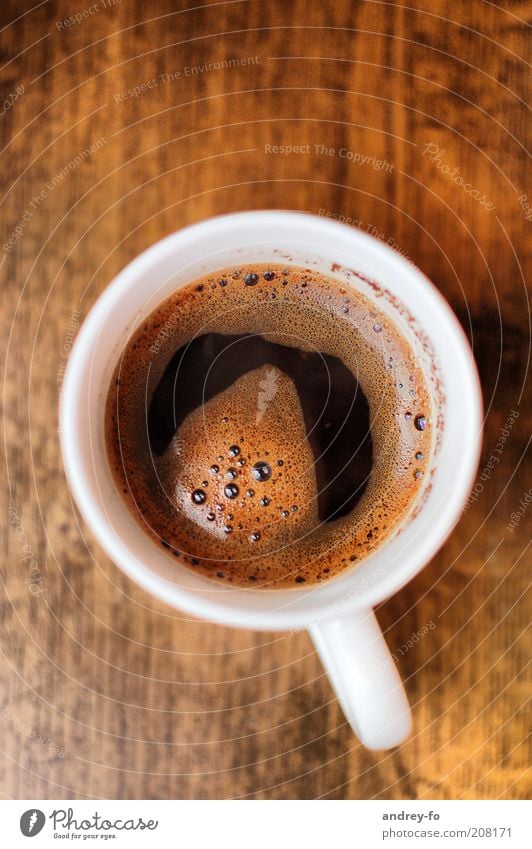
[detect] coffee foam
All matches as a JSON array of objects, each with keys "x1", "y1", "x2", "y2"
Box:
[
  {"x1": 106, "y1": 264, "x2": 431, "y2": 587},
  {"x1": 165, "y1": 366, "x2": 319, "y2": 550}
]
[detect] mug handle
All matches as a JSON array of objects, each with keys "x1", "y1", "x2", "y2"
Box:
[{"x1": 309, "y1": 607, "x2": 412, "y2": 749}]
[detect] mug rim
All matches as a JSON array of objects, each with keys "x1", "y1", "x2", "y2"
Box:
[{"x1": 60, "y1": 210, "x2": 483, "y2": 629}]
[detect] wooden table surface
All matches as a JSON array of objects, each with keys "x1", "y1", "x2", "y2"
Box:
[{"x1": 1, "y1": 0, "x2": 530, "y2": 800}]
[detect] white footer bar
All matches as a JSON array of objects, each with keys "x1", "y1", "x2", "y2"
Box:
[{"x1": 3, "y1": 799, "x2": 529, "y2": 848}]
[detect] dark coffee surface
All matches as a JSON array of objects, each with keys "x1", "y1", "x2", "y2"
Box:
[
  {"x1": 148, "y1": 332, "x2": 372, "y2": 523},
  {"x1": 106, "y1": 264, "x2": 430, "y2": 587}
]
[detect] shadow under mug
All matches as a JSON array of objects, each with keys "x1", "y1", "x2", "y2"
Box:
[{"x1": 60, "y1": 211, "x2": 483, "y2": 750}]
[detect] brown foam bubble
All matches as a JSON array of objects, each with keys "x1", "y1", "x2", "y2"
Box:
[
  {"x1": 164, "y1": 366, "x2": 319, "y2": 551},
  {"x1": 105, "y1": 264, "x2": 431, "y2": 588}
]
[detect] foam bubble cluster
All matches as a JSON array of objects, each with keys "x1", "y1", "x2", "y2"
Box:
[{"x1": 159, "y1": 367, "x2": 319, "y2": 556}]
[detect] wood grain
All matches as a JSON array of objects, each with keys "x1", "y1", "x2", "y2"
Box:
[{"x1": 0, "y1": 0, "x2": 530, "y2": 799}]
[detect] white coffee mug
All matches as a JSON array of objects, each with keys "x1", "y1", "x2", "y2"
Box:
[{"x1": 60, "y1": 211, "x2": 483, "y2": 750}]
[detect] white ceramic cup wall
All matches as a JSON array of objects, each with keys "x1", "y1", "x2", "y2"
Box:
[{"x1": 60, "y1": 211, "x2": 483, "y2": 750}]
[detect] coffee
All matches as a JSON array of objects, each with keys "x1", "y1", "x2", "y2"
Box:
[{"x1": 105, "y1": 264, "x2": 430, "y2": 587}]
